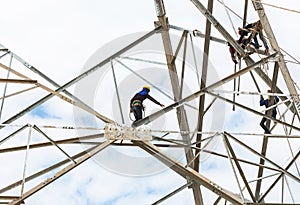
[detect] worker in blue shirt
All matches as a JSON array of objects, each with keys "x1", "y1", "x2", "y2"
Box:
[
  {"x1": 259, "y1": 90, "x2": 279, "y2": 134},
  {"x1": 130, "y1": 85, "x2": 164, "y2": 122}
]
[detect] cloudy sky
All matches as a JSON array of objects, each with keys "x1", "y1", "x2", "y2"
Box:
[{"x1": 0, "y1": 0, "x2": 300, "y2": 205}]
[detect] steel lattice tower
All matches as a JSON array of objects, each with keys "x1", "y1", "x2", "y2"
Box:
[{"x1": 0, "y1": 0, "x2": 300, "y2": 204}]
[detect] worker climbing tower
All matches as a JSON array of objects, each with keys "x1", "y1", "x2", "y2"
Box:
[{"x1": 0, "y1": 0, "x2": 300, "y2": 204}]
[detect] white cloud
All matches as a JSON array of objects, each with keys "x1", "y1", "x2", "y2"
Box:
[{"x1": 0, "y1": 0, "x2": 300, "y2": 204}]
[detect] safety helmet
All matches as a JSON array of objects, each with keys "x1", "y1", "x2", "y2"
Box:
[{"x1": 143, "y1": 85, "x2": 151, "y2": 91}]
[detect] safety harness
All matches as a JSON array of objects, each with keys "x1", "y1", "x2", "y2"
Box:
[
  {"x1": 131, "y1": 100, "x2": 142, "y2": 107},
  {"x1": 129, "y1": 100, "x2": 145, "y2": 121}
]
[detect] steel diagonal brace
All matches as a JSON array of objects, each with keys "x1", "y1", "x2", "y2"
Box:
[
  {"x1": 189, "y1": 0, "x2": 295, "y2": 114},
  {"x1": 0, "y1": 139, "x2": 100, "y2": 195},
  {"x1": 132, "y1": 53, "x2": 277, "y2": 128},
  {"x1": 3, "y1": 45, "x2": 102, "y2": 119},
  {"x1": 0, "y1": 27, "x2": 161, "y2": 126},
  {"x1": 0, "y1": 63, "x2": 114, "y2": 125},
  {"x1": 133, "y1": 140, "x2": 244, "y2": 205},
  {"x1": 258, "y1": 147, "x2": 300, "y2": 202},
  {"x1": 151, "y1": 182, "x2": 193, "y2": 205},
  {"x1": 207, "y1": 92, "x2": 300, "y2": 133},
  {"x1": 2, "y1": 44, "x2": 119, "y2": 126},
  {"x1": 224, "y1": 132, "x2": 300, "y2": 187},
  {"x1": 8, "y1": 140, "x2": 114, "y2": 205},
  {"x1": 33, "y1": 125, "x2": 76, "y2": 164}
]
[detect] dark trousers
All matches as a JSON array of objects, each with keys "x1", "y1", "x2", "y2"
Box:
[
  {"x1": 252, "y1": 34, "x2": 260, "y2": 49},
  {"x1": 260, "y1": 112, "x2": 276, "y2": 134},
  {"x1": 238, "y1": 34, "x2": 259, "y2": 49},
  {"x1": 132, "y1": 105, "x2": 143, "y2": 121},
  {"x1": 229, "y1": 46, "x2": 237, "y2": 64}
]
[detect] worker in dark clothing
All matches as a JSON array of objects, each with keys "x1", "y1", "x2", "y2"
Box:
[
  {"x1": 259, "y1": 90, "x2": 279, "y2": 134},
  {"x1": 227, "y1": 38, "x2": 249, "y2": 64},
  {"x1": 238, "y1": 20, "x2": 269, "y2": 53},
  {"x1": 130, "y1": 85, "x2": 164, "y2": 121}
]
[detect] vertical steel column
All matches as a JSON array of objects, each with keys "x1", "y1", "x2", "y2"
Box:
[
  {"x1": 194, "y1": 0, "x2": 214, "y2": 173},
  {"x1": 243, "y1": 0, "x2": 248, "y2": 27},
  {"x1": 154, "y1": 0, "x2": 194, "y2": 169},
  {"x1": 255, "y1": 62, "x2": 279, "y2": 199},
  {"x1": 154, "y1": 1, "x2": 203, "y2": 204},
  {"x1": 179, "y1": 31, "x2": 188, "y2": 100}
]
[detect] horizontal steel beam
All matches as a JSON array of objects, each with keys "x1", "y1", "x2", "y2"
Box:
[{"x1": 0, "y1": 79, "x2": 37, "y2": 84}]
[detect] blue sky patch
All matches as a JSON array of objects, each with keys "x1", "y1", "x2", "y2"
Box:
[
  {"x1": 31, "y1": 105, "x2": 51, "y2": 118},
  {"x1": 201, "y1": 161, "x2": 218, "y2": 171},
  {"x1": 224, "y1": 110, "x2": 245, "y2": 130}
]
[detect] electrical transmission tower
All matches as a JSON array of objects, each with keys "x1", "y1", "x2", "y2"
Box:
[{"x1": 0, "y1": 0, "x2": 300, "y2": 204}]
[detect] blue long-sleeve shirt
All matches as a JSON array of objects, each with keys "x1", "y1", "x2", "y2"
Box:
[
  {"x1": 260, "y1": 96, "x2": 279, "y2": 117},
  {"x1": 130, "y1": 88, "x2": 161, "y2": 108}
]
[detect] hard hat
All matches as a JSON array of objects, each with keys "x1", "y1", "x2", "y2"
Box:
[{"x1": 143, "y1": 85, "x2": 151, "y2": 91}]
